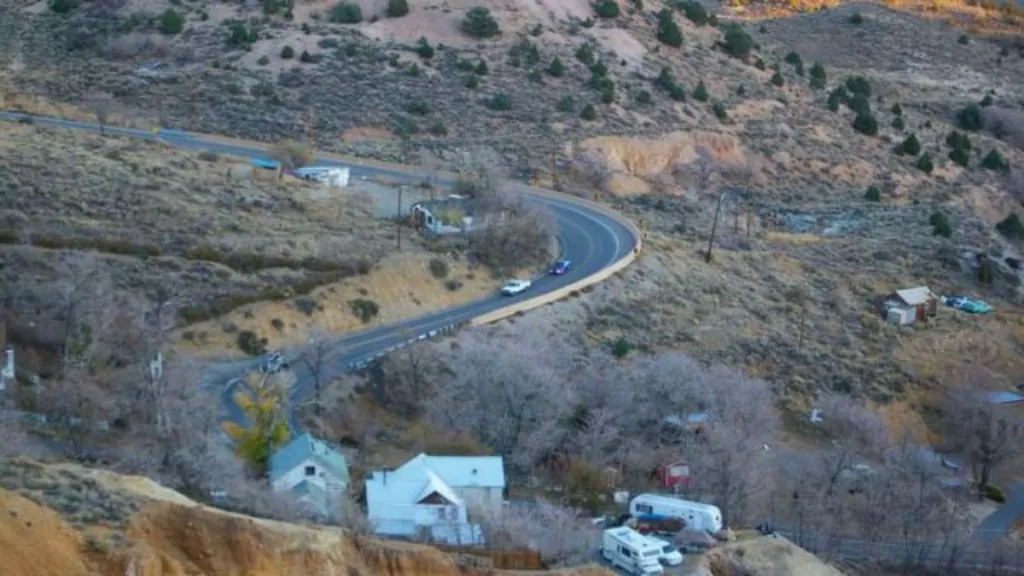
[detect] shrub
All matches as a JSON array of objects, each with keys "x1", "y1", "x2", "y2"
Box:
[
  {"x1": 754, "y1": 58, "x2": 765, "y2": 71},
  {"x1": 428, "y1": 258, "x2": 450, "y2": 278},
  {"x1": 978, "y1": 256, "x2": 996, "y2": 285},
  {"x1": 257, "y1": 55, "x2": 270, "y2": 65},
  {"x1": 679, "y1": 0, "x2": 709, "y2": 26},
  {"x1": 929, "y1": 211, "x2": 952, "y2": 237},
  {"x1": 406, "y1": 100, "x2": 430, "y2": 115},
  {"x1": 557, "y1": 95, "x2": 575, "y2": 112},
  {"x1": 770, "y1": 72, "x2": 784, "y2": 87},
  {"x1": 891, "y1": 116, "x2": 905, "y2": 130},
  {"x1": 982, "y1": 149, "x2": 1009, "y2": 172},
  {"x1": 949, "y1": 146, "x2": 969, "y2": 167},
  {"x1": 299, "y1": 50, "x2": 319, "y2": 63},
  {"x1": 416, "y1": 37, "x2": 435, "y2": 59},
  {"x1": 901, "y1": 134, "x2": 921, "y2": 156},
  {"x1": 465, "y1": 75, "x2": 480, "y2": 89},
  {"x1": 668, "y1": 84, "x2": 686, "y2": 102},
  {"x1": 864, "y1": 186, "x2": 881, "y2": 202},
  {"x1": 349, "y1": 299, "x2": 380, "y2": 323},
  {"x1": 228, "y1": 22, "x2": 256, "y2": 46},
  {"x1": 958, "y1": 34, "x2": 970, "y2": 45},
  {"x1": 590, "y1": 59, "x2": 608, "y2": 77},
  {"x1": 809, "y1": 61, "x2": 826, "y2": 90},
  {"x1": 463, "y1": 6, "x2": 500, "y2": 38},
  {"x1": 445, "y1": 279, "x2": 464, "y2": 291},
  {"x1": 847, "y1": 93, "x2": 871, "y2": 116},
  {"x1": 736, "y1": 84, "x2": 746, "y2": 97},
  {"x1": 996, "y1": 213, "x2": 1024, "y2": 240},
  {"x1": 236, "y1": 331, "x2": 267, "y2": 356},
  {"x1": 611, "y1": 337, "x2": 633, "y2": 358},
  {"x1": 721, "y1": 23, "x2": 752, "y2": 60},
  {"x1": 984, "y1": 484, "x2": 1006, "y2": 503},
  {"x1": 294, "y1": 297, "x2": 318, "y2": 317},
  {"x1": 280, "y1": 45, "x2": 295, "y2": 58},
  {"x1": 783, "y1": 51, "x2": 802, "y2": 67},
  {"x1": 428, "y1": 120, "x2": 448, "y2": 136},
  {"x1": 917, "y1": 153, "x2": 934, "y2": 174},
  {"x1": 980, "y1": 94, "x2": 993, "y2": 108},
  {"x1": 891, "y1": 102, "x2": 903, "y2": 116},
  {"x1": 946, "y1": 130, "x2": 972, "y2": 151},
  {"x1": 713, "y1": 102, "x2": 728, "y2": 121},
  {"x1": 599, "y1": 83, "x2": 615, "y2": 103},
  {"x1": 580, "y1": 103, "x2": 597, "y2": 120},
  {"x1": 547, "y1": 57, "x2": 565, "y2": 77},
  {"x1": 594, "y1": 0, "x2": 620, "y2": 18},
  {"x1": 656, "y1": 9, "x2": 683, "y2": 47},
  {"x1": 0, "y1": 229, "x2": 18, "y2": 244},
  {"x1": 49, "y1": 0, "x2": 76, "y2": 13},
  {"x1": 693, "y1": 80, "x2": 709, "y2": 102},
  {"x1": 158, "y1": 8, "x2": 185, "y2": 35},
  {"x1": 826, "y1": 91, "x2": 841, "y2": 112},
  {"x1": 330, "y1": 1, "x2": 363, "y2": 23},
  {"x1": 850, "y1": 11, "x2": 863, "y2": 24},
  {"x1": 636, "y1": 89, "x2": 652, "y2": 105},
  {"x1": 386, "y1": 0, "x2": 409, "y2": 18},
  {"x1": 575, "y1": 43, "x2": 595, "y2": 65},
  {"x1": 845, "y1": 75, "x2": 871, "y2": 98},
  {"x1": 957, "y1": 104, "x2": 983, "y2": 131},
  {"x1": 474, "y1": 59, "x2": 489, "y2": 75},
  {"x1": 486, "y1": 93, "x2": 512, "y2": 110},
  {"x1": 852, "y1": 112, "x2": 878, "y2": 136}
]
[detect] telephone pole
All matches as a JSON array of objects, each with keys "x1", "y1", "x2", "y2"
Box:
[
  {"x1": 706, "y1": 188, "x2": 729, "y2": 263},
  {"x1": 396, "y1": 185, "x2": 405, "y2": 251}
]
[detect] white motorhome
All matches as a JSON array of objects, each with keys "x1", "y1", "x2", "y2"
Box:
[
  {"x1": 629, "y1": 494, "x2": 723, "y2": 534},
  {"x1": 601, "y1": 527, "x2": 665, "y2": 576},
  {"x1": 644, "y1": 536, "x2": 684, "y2": 566}
]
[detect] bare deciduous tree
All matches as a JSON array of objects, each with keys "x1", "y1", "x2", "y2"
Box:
[
  {"x1": 86, "y1": 92, "x2": 115, "y2": 135},
  {"x1": 942, "y1": 386, "x2": 1022, "y2": 496},
  {"x1": 813, "y1": 394, "x2": 890, "y2": 497},
  {"x1": 426, "y1": 331, "x2": 575, "y2": 475},
  {"x1": 570, "y1": 146, "x2": 614, "y2": 194},
  {"x1": 298, "y1": 330, "x2": 332, "y2": 419},
  {"x1": 478, "y1": 499, "x2": 596, "y2": 566},
  {"x1": 688, "y1": 368, "x2": 778, "y2": 527}
]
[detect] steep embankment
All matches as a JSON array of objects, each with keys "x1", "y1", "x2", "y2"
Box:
[{"x1": 0, "y1": 459, "x2": 610, "y2": 576}]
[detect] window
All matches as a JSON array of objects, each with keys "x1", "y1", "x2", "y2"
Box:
[
  {"x1": 304, "y1": 465, "x2": 316, "y2": 476},
  {"x1": 636, "y1": 503, "x2": 653, "y2": 514}
]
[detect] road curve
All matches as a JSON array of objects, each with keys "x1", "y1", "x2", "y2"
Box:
[{"x1": 0, "y1": 111, "x2": 639, "y2": 431}]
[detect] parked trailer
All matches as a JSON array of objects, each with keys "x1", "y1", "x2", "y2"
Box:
[
  {"x1": 601, "y1": 527, "x2": 665, "y2": 576},
  {"x1": 628, "y1": 494, "x2": 723, "y2": 534}
]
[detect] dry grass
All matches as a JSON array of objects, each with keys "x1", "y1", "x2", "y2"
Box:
[
  {"x1": 174, "y1": 251, "x2": 498, "y2": 358},
  {"x1": 703, "y1": 536, "x2": 845, "y2": 576}
]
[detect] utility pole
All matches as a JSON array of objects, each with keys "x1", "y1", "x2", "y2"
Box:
[
  {"x1": 706, "y1": 188, "x2": 728, "y2": 263},
  {"x1": 396, "y1": 185, "x2": 404, "y2": 251}
]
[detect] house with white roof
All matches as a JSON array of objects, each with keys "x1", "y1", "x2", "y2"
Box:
[
  {"x1": 365, "y1": 453, "x2": 506, "y2": 545},
  {"x1": 268, "y1": 433, "x2": 350, "y2": 518}
]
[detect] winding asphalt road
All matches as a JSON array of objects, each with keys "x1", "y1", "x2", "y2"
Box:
[{"x1": 0, "y1": 111, "x2": 639, "y2": 431}]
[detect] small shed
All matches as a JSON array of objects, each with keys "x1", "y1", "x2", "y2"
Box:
[
  {"x1": 654, "y1": 459, "x2": 692, "y2": 490},
  {"x1": 250, "y1": 157, "x2": 282, "y2": 181},
  {"x1": 882, "y1": 286, "x2": 938, "y2": 326}
]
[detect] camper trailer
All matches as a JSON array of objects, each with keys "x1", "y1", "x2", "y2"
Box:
[
  {"x1": 629, "y1": 494, "x2": 723, "y2": 534},
  {"x1": 601, "y1": 527, "x2": 665, "y2": 576}
]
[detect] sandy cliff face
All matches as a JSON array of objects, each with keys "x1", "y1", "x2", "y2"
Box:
[{"x1": 0, "y1": 461, "x2": 611, "y2": 576}]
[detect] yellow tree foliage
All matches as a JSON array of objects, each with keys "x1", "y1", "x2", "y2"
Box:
[{"x1": 223, "y1": 374, "x2": 291, "y2": 474}]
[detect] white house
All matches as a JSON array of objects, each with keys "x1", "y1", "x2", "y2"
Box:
[
  {"x1": 365, "y1": 453, "x2": 506, "y2": 545},
  {"x1": 268, "y1": 433, "x2": 350, "y2": 518}
]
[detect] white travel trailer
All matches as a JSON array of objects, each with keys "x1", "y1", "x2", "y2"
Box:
[
  {"x1": 629, "y1": 493, "x2": 723, "y2": 534},
  {"x1": 601, "y1": 527, "x2": 665, "y2": 576}
]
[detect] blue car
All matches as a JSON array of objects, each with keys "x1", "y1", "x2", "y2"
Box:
[{"x1": 550, "y1": 260, "x2": 571, "y2": 275}]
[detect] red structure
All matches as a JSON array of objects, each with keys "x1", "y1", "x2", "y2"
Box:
[{"x1": 655, "y1": 459, "x2": 692, "y2": 489}]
